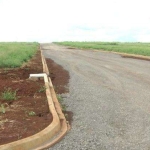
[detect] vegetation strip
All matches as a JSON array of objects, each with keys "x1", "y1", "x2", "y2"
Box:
[
  {"x1": 55, "y1": 42, "x2": 150, "y2": 56},
  {"x1": 0, "y1": 42, "x2": 38, "y2": 68}
]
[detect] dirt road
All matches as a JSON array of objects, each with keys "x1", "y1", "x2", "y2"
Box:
[{"x1": 41, "y1": 43, "x2": 150, "y2": 150}]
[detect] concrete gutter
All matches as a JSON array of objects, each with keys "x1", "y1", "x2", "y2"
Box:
[{"x1": 0, "y1": 49, "x2": 70, "y2": 150}]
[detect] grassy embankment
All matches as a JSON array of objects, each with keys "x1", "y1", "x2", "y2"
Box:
[
  {"x1": 55, "y1": 42, "x2": 150, "y2": 56},
  {"x1": 0, "y1": 42, "x2": 39, "y2": 68}
]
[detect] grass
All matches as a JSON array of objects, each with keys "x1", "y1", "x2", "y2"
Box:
[
  {"x1": 1, "y1": 88, "x2": 17, "y2": 101},
  {"x1": 0, "y1": 42, "x2": 39, "y2": 68},
  {"x1": 0, "y1": 104, "x2": 5, "y2": 114},
  {"x1": 28, "y1": 111, "x2": 36, "y2": 116},
  {"x1": 54, "y1": 42, "x2": 150, "y2": 56},
  {"x1": 38, "y1": 86, "x2": 46, "y2": 93},
  {"x1": 25, "y1": 110, "x2": 36, "y2": 116},
  {"x1": 57, "y1": 94, "x2": 66, "y2": 111}
]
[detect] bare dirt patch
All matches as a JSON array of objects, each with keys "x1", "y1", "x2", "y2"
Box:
[
  {"x1": 46, "y1": 58, "x2": 73, "y2": 125},
  {"x1": 46, "y1": 59, "x2": 69, "y2": 94}
]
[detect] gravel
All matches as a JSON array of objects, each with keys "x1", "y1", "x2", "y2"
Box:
[{"x1": 41, "y1": 43, "x2": 150, "y2": 150}]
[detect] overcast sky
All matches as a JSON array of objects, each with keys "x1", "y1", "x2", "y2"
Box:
[{"x1": 0, "y1": 0, "x2": 150, "y2": 42}]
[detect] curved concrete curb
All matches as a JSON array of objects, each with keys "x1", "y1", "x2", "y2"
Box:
[
  {"x1": 35, "y1": 51, "x2": 70, "y2": 149},
  {"x1": 120, "y1": 53, "x2": 150, "y2": 61},
  {"x1": 0, "y1": 49, "x2": 70, "y2": 150},
  {"x1": 91, "y1": 48, "x2": 150, "y2": 61}
]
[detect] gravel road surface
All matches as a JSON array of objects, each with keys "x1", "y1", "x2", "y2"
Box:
[{"x1": 41, "y1": 43, "x2": 150, "y2": 150}]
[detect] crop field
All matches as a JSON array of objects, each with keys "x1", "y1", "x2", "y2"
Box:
[
  {"x1": 0, "y1": 42, "x2": 39, "y2": 68},
  {"x1": 55, "y1": 42, "x2": 150, "y2": 56}
]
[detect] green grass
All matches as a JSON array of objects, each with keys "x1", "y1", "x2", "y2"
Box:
[
  {"x1": 1, "y1": 88, "x2": 17, "y2": 101},
  {"x1": 57, "y1": 95, "x2": 66, "y2": 111},
  {"x1": 0, "y1": 42, "x2": 39, "y2": 68},
  {"x1": 38, "y1": 86, "x2": 46, "y2": 93},
  {"x1": 54, "y1": 42, "x2": 150, "y2": 56},
  {"x1": 28, "y1": 111, "x2": 36, "y2": 116},
  {"x1": 0, "y1": 104, "x2": 5, "y2": 114}
]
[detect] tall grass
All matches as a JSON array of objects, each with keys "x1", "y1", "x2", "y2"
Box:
[
  {"x1": 54, "y1": 42, "x2": 150, "y2": 56},
  {"x1": 0, "y1": 42, "x2": 39, "y2": 68}
]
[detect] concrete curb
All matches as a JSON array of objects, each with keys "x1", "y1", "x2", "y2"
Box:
[
  {"x1": 91, "y1": 48, "x2": 150, "y2": 61},
  {"x1": 0, "y1": 49, "x2": 69, "y2": 150},
  {"x1": 120, "y1": 53, "x2": 150, "y2": 61},
  {"x1": 36, "y1": 51, "x2": 70, "y2": 149}
]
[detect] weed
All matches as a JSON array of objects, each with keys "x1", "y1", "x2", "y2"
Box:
[
  {"x1": 61, "y1": 104, "x2": 66, "y2": 111},
  {"x1": 28, "y1": 111, "x2": 36, "y2": 116},
  {"x1": 57, "y1": 95, "x2": 63, "y2": 103},
  {"x1": 1, "y1": 88, "x2": 17, "y2": 101},
  {"x1": 0, "y1": 104, "x2": 5, "y2": 113},
  {"x1": 38, "y1": 86, "x2": 46, "y2": 93},
  {"x1": 57, "y1": 95, "x2": 66, "y2": 111}
]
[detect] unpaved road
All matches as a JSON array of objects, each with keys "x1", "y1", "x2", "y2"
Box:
[{"x1": 41, "y1": 43, "x2": 150, "y2": 150}]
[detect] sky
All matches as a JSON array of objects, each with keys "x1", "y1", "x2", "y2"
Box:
[{"x1": 0, "y1": 0, "x2": 150, "y2": 43}]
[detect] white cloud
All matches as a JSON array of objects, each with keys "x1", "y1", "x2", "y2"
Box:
[{"x1": 0, "y1": 0, "x2": 150, "y2": 42}]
